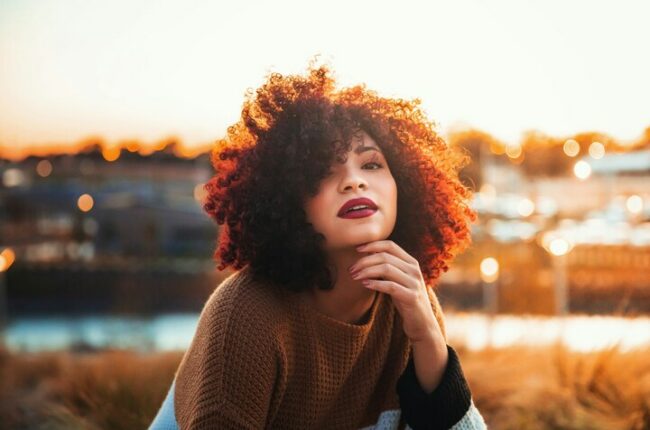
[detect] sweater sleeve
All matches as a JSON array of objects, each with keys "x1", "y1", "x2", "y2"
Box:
[
  {"x1": 173, "y1": 280, "x2": 282, "y2": 430},
  {"x1": 396, "y1": 344, "x2": 487, "y2": 430}
]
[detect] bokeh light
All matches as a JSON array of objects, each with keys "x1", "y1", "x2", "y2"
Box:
[
  {"x1": 2, "y1": 168, "x2": 26, "y2": 187},
  {"x1": 517, "y1": 198, "x2": 535, "y2": 217},
  {"x1": 480, "y1": 257, "x2": 499, "y2": 283},
  {"x1": 573, "y1": 160, "x2": 592, "y2": 180},
  {"x1": 588, "y1": 141, "x2": 605, "y2": 159},
  {"x1": 36, "y1": 160, "x2": 53, "y2": 177},
  {"x1": 101, "y1": 146, "x2": 121, "y2": 162},
  {"x1": 193, "y1": 183, "x2": 208, "y2": 204},
  {"x1": 489, "y1": 141, "x2": 505, "y2": 155},
  {"x1": 505, "y1": 144, "x2": 522, "y2": 159},
  {"x1": 549, "y1": 238, "x2": 570, "y2": 256},
  {"x1": 0, "y1": 248, "x2": 16, "y2": 272},
  {"x1": 77, "y1": 194, "x2": 94, "y2": 212},
  {"x1": 626, "y1": 195, "x2": 643, "y2": 214},
  {"x1": 563, "y1": 139, "x2": 580, "y2": 157}
]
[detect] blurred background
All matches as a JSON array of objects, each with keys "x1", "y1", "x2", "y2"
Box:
[{"x1": 1, "y1": 1, "x2": 649, "y2": 429}]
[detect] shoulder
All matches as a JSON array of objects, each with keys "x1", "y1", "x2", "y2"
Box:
[
  {"x1": 206, "y1": 266, "x2": 287, "y2": 318},
  {"x1": 197, "y1": 266, "x2": 289, "y2": 345},
  {"x1": 175, "y1": 266, "x2": 289, "y2": 377}
]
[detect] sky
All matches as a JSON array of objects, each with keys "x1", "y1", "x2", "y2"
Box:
[{"x1": 1, "y1": 0, "x2": 649, "y2": 155}]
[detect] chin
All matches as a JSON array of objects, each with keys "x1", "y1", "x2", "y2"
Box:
[{"x1": 327, "y1": 231, "x2": 389, "y2": 250}]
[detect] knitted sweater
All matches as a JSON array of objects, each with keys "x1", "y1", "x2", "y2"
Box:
[{"x1": 159, "y1": 267, "x2": 487, "y2": 430}]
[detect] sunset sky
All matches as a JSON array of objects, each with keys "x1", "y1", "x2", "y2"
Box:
[{"x1": 1, "y1": 0, "x2": 649, "y2": 155}]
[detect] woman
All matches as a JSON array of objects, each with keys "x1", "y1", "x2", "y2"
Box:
[{"x1": 149, "y1": 61, "x2": 487, "y2": 429}]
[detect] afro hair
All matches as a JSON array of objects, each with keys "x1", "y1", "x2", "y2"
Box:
[{"x1": 203, "y1": 59, "x2": 477, "y2": 293}]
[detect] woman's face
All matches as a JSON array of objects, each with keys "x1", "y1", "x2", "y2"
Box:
[{"x1": 304, "y1": 130, "x2": 398, "y2": 252}]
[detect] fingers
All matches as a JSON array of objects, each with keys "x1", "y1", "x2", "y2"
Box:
[
  {"x1": 356, "y1": 240, "x2": 419, "y2": 266},
  {"x1": 352, "y1": 262, "x2": 418, "y2": 291},
  {"x1": 349, "y1": 251, "x2": 414, "y2": 279}
]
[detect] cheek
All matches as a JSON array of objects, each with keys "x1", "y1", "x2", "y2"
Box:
[
  {"x1": 382, "y1": 175, "x2": 398, "y2": 205},
  {"x1": 304, "y1": 195, "x2": 330, "y2": 225},
  {"x1": 304, "y1": 181, "x2": 337, "y2": 223}
]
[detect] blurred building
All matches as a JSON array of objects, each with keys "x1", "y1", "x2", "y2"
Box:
[
  {"x1": 0, "y1": 145, "x2": 222, "y2": 314},
  {"x1": 1, "y1": 146, "x2": 216, "y2": 263}
]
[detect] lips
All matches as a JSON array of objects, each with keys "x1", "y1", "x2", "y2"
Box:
[{"x1": 337, "y1": 197, "x2": 378, "y2": 217}]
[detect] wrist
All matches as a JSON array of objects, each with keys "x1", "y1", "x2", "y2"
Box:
[{"x1": 409, "y1": 318, "x2": 445, "y2": 346}]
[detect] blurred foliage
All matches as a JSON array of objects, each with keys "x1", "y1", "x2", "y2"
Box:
[{"x1": 449, "y1": 126, "x2": 650, "y2": 180}]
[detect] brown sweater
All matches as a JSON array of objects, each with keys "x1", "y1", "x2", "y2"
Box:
[{"x1": 173, "y1": 266, "x2": 457, "y2": 429}]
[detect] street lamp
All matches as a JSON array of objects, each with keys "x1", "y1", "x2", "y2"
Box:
[
  {"x1": 480, "y1": 257, "x2": 500, "y2": 348},
  {"x1": 480, "y1": 257, "x2": 499, "y2": 315},
  {"x1": 541, "y1": 234, "x2": 573, "y2": 316}
]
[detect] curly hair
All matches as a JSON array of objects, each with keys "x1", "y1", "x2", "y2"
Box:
[{"x1": 203, "y1": 60, "x2": 477, "y2": 293}]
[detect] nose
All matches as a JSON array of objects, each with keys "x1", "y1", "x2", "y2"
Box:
[{"x1": 338, "y1": 166, "x2": 368, "y2": 193}]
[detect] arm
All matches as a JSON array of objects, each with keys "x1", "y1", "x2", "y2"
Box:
[
  {"x1": 396, "y1": 344, "x2": 487, "y2": 430},
  {"x1": 396, "y1": 289, "x2": 487, "y2": 429},
  {"x1": 410, "y1": 287, "x2": 449, "y2": 394}
]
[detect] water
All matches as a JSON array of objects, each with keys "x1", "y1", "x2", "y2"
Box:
[
  {"x1": 5, "y1": 313, "x2": 199, "y2": 352},
  {"x1": 5, "y1": 312, "x2": 650, "y2": 353},
  {"x1": 446, "y1": 313, "x2": 650, "y2": 353}
]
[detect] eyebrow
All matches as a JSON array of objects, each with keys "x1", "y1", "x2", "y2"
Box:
[{"x1": 354, "y1": 145, "x2": 382, "y2": 155}]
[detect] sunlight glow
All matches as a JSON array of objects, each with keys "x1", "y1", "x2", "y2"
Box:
[{"x1": 1, "y1": 0, "x2": 649, "y2": 154}]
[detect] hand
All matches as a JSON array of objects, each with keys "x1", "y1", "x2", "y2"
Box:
[{"x1": 349, "y1": 240, "x2": 443, "y2": 344}]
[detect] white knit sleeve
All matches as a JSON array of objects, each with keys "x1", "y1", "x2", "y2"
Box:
[{"x1": 450, "y1": 400, "x2": 488, "y2": 429}]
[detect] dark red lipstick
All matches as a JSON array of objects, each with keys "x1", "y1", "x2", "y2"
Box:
[{"x1": 337, "y1": 197, "x2": 378, "y2": 219}]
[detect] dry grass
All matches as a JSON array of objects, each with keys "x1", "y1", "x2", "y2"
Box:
[
  {"x1": 0, "y1": 347, "x2": 182, "y2": 430},
  {"x1": 1, "y1": 343, "x2": 649, "y2": 429},
  {"x1": 455, "y1": 343, "x2": 650, "y2": 430}
]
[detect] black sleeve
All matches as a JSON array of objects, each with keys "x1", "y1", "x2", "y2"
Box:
[{"x1": 396, "y1": 344, "x2": 472, "y2": 430}]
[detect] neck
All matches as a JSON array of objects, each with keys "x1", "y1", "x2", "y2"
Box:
[{"x1": 301, "y1": 247, "x2": 378, "y2": 324}]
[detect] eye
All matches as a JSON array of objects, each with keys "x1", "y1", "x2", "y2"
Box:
[
  {"x1": 363, "y1": 153, "x2": 384, "y2": 170},
  {"x1": 363, "y1": 161, "x2": 383, "y2": 170}
]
